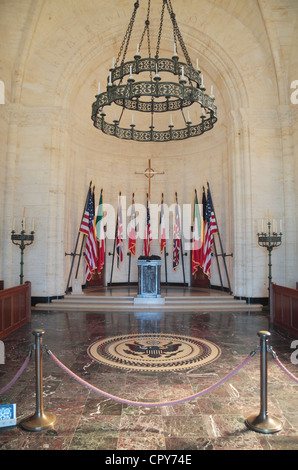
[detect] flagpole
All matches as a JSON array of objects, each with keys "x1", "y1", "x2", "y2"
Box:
[
  {"x1": 164, "y1": 247, "x2": 168, "y2": 285},
  {"x1": 191, "y1": 188, "x2": 199, "y2": 277},
  {"x1": 145, "y1": 192, "x2": 147, "y2": 256},
  {"x1": 175, "y1": 192, "x2": 186, "y2": 285},
  {"x1": 144, "y1": 192, "x2": 150, "y2": 256},
  {"x1": 65, "y1": 181, "x2": 92, "y2": 293},
  {"x1": 207, "y1": 182, "x2": 232, "y2": 295},
  {"x1": 74, "y1": 235, "x2": 85, "y2": 279},
  {"x1": 199, "y1": 186, "x2": 206, "y2": 271},
  {"x1": 96, "y1": 188, "x2": 105, "y2": 276},
  {"x1": 162, "y1": 193, "x2": 168, "y2": 285},
  {"x1": 127, "y1": 192, "x2": 134, "y2": 284},
  {"x1": 212, "y1": 235, "x2": 224, "y2": 291},
  {"x1": 127, "y1": 252, "x2": 131, "y2": 284},
  {"x1": 109, "y1": 192, "x2": 120, "y2": 286}
]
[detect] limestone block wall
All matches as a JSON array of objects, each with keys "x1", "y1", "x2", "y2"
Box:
[{"x1": 0, "y1": 0, "x2": 297, "y2": 299}]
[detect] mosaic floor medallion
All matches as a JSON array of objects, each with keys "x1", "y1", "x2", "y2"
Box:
[{"x1": 87, "y1": 333, "x2": 221, "y2": 372}]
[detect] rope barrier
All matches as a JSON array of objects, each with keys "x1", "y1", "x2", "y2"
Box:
[
  {"x1": 1, "y1": 344, "x2": 296, "y2": 406},
  {"x1": 47, "y1": 348, "x2": 255, "y2": 407},
  {"x1": 0, "y1": 353, "x2": 31, "y2": 395},
  {"x1": 271, "y1": 351, "x2": 298, "y2": 384},
  {"x1": 1, "y1": 328, "x2": 297, "y2": 435}
]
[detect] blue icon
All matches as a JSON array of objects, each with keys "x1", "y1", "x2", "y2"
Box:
[{"x1": 0, "y1": 404, "x2": 16, "y2": 427}]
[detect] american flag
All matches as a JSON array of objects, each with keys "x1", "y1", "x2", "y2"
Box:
[
  {"x1": 173, "y1": 200, "x2": 180, "y2": 270},
  {"x1": 79, "y1": 190, "x2": 90, "y2": 236},
  {"x1": 203, "y1": 188, "x2": 217, "y2": 279},
  {"x1": 144, "y1": 197, "x2": 152, "y2": 256},
  {"x1": 198, "y1": 187, "x2": 206, "y2": 268},
  {"x1": 80, "y1": 187, "x2": 98, "y2": 281},
  {"x1": 128, "y1": 197, "x2": 137, "y2": 256},
  {"x1": 116, "y1": 195, "x2": 123, "y2": 268}
]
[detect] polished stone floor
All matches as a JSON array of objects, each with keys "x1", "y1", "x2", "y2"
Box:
[{"x1": 1, "y1": 288, "x2": 298, "y2": 452}]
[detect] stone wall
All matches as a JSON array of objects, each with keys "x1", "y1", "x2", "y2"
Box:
[{"x1": 0, "y1": 0, "x2": 297, "y2": 299}]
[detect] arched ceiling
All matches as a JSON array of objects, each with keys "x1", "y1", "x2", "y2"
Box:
[
  {"x1": 16, "y1": 0, "x2": 278, "y2": 108},
  {"x1": 4, "y1": 0, "x2": 290, "y2": 161}
]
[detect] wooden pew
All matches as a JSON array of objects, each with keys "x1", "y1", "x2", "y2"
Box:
[
  {"x1": 270, "y1": 282, "x2": 298, "y2": 335},
  {"x1": 0, "y1": 282, "x2": 31, "y2": 339}
]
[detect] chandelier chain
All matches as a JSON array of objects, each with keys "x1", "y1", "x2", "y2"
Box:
[
  {"x1": 139, "y1": 0, "x2": 151, "y2": 52},
  {"x1": 166, "y1": 0, "x2": 192, "y2": 66},
  {"x1": 146, "y1": 26, "x2": 153, "y2": 81},
  {"x1": 155, "y1": 0, "x2": 166, "y2": 60},
  {"x1": 115, "y1": 0, "x2": 140, "y2": 68}
]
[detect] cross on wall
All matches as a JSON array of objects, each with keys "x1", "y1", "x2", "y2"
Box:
[{"x1": 135, "y1": 159, "x2": 164, "y2": 200}]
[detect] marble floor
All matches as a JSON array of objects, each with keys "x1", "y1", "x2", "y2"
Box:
[{"x1": 1, "y1": 288, "x2": 298, "y2": 452}]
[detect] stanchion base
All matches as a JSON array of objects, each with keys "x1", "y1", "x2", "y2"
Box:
[
  {"x1": 245, "y1": 413, "x2": 283, "y2": 434},
  {"x1": 20, "y1": 412, "x2": 57, "y2": 432}
]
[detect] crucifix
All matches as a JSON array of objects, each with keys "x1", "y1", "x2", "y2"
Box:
[{"x1": 135, "y1": 159, "x2": 164, "y2": 200}]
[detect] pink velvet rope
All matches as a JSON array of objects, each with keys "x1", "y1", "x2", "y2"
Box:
[
  {"x1": 273, "y1": 355, "x2": 298, "y2": 384},
  {"x1": 48, "y1": 350, "x2": 254, "y2": 407},
  {"x1": 0, "y1": 354, "x2": 31, "y2": 395}
]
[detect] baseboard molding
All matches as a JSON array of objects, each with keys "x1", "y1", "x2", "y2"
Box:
[
  {"x1": 31, "y1": 295, "x2": 64, "y2": 306},
  {"x1": 32, "y1": 292, "x2": 269, "y2": 307},
  {"x1": 233, "y1": 295, "x2": 269, "y2": 306}
]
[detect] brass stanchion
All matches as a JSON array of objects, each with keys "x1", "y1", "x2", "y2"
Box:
[
  {"x1": 245, "y1": 330, "x2": 282, "y2": 434},
  {"x1": 20, "y1": 329, "x2": 56, "y2": 431}
]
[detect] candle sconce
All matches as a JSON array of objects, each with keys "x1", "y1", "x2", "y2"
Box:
[
  {"x1": 257, "y1": 219, "x2": 282, "y2": 295},
  {"x1": 11, "y1": 219, "x2": 35, "y2": 285}
]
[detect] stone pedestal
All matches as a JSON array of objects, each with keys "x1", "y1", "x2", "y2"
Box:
[
  {"x1": 71, "y1": 279, "x2": 83, "y2": 295},
  {"x1": 136, "y1": 256, "x2": 162, "y2": 300}
]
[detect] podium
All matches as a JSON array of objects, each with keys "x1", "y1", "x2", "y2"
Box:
[{"x1": 137, "y1": 256, "x2": 162, "y2": 299}]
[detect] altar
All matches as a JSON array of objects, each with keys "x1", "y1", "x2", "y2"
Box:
[{"x1": 134, "y1": 255, "x2": 165, "y2": 304}]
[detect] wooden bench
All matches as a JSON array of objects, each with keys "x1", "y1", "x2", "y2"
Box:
[
  {"x1": 0, "y1": 282, "x2": 31, "y2": 339},
  {"x1": 270, "y1": 282, "x2": 298, "y2": 335}
]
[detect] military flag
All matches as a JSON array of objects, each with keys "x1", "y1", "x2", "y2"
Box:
[
  {"x1": 96, "y1": 189, "x2": 105, "y2": 274},
  {"x1": 173, "y1": 195, "x2": 181, "y2": 270},
  {"x1": 116, "y1": 194, "x2": 123, "y2": 268}
]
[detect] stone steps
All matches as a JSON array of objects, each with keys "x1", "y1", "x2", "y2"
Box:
[{"x1": 33, "y1": 294, "x2": 262, "y2": 312}]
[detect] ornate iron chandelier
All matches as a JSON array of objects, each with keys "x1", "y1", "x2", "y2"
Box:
[{"x1": 91, "y1": 0, "x2": 217, "y2": 142}]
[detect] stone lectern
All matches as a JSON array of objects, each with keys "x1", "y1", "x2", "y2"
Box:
[{"x1": 137, "y1": 255, "x2": 162, "y2": 300}]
